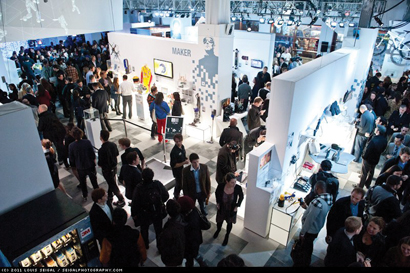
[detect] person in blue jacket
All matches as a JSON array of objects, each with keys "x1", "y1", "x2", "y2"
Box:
[{"x1": 149, "y1": 92, "x2": 170, "y2": 143}]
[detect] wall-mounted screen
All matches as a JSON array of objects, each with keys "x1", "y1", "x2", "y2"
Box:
[
  {"x1": 251, "y1": 59, "x2": 263, "y2": 69},
  {"x1": 259, "y1": 150, "x2": 272, "y2": 169},
  {"x1": 153, "y1": 59, "x2": 173, "y2": 79}
]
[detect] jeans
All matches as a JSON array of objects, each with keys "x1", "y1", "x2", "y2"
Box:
[
  {"x1": 353, "y1": 135, "x2": 368, "y2": 162},
  {"x1": 122, "y1": 95, "x2": 132, "y2": 119},
  {"x1": 194, "y1": 192, "x2": 207, "y2": 215}
]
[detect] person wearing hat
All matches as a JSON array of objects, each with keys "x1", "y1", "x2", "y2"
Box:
[
  {"x1": 177, "y1": 196, "x2": 208, "y2": 267},
  {"x1": 303, "y1": 159, "x2": 338, "y2": 207},
  {"x1": 216, "y1": 141, "x2": 240, "y2": 185},
  {"x1": 357, "y1": 124, "x2": 388, "y2": 189}
]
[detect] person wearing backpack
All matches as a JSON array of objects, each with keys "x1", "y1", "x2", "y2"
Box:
[
  {"x1": 99, "y1": 207, "x2": 147, "y2": 267},
  {"x1": 157, "y1": 199, "x2": 186, "y2": 267},
  {"x1": 304, "y1": 160, "x2": 339, "y2": 206},
  {"x1": 131, "y1": 168, "x2": 169, "y2": 250}
]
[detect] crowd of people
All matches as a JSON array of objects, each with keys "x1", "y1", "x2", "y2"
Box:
[
  {"x1": 291, "y1": 70, "x2": 410, "y2": 267},
  {"x1": 2, "y1": 33, "x2": 410, "y2": 267}
]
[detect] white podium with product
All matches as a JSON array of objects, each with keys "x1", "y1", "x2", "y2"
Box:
[
  {"x1": 243, "y1": 142, "x2": 283, "y2": 238},
  {"x1": 83, "y1": 108, "x2": 102, "y2": 149}
]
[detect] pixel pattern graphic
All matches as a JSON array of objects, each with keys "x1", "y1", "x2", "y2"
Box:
[{"x1": 192, "y1": 37, "x2": 219, "y2": 109}]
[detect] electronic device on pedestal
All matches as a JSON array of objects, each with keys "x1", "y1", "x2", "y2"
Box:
[
  {"x1": 207, "y1": 109, "x2": 217, "y2": 144},
  {"x1": 293, "y1": 176, "x2": 311, "y2": 192}
]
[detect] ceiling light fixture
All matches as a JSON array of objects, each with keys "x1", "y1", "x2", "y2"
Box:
[
  {"x1": 231, "y1": 16, "x2": 236, "y2": 22},
  {"x1": 268, "y1": 18, "x2": 274, "y2": 24},
  {"x1": 349, "y1": 22, "x2": 355, "y2": 27},
  {"x1": 246, "y1": 21, "x2": 252, "y2": 32},
  {"x1": 277, "y1": 18, "x2": 284, "y2": 26},
  {"x1": 330, "y1": 21, "x2": 337, "y2": 27},
  {"x1": 259, "y1": 18, "x2": 265, "y2": 24},
  {"x1": 296, "y1": 20, "x2": 301, "y2": 26},
  {"x1": 339, "y1": 22, "x2": 344, "y2": 28}
]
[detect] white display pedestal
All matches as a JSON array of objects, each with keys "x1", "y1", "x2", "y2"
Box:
[
  {"x1": 185, "y1": 123, "x2": 211, "y2": 143},
  {"x1": 269, "y1": 202, "x2": 304, "y2": 246},
  {"x1": 83, "y1": 108, "x2": 102, "y2": 149},
  {"x1": 215, "y1": 111, "x2": 248, "y2": 138},
  {"x1": 135, "y1": 93, "x2": 145, "y2": 120},
  {"x1": 243, "y1": 142, "x2": 283, "y2": 238}
]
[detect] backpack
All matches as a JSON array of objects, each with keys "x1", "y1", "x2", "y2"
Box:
[
  {"x1": 305, "y1": 173, "x2": 339, "y2": 206},
  {"x1": 140, "y1": 181, "x2": 165, "y2": 217}
]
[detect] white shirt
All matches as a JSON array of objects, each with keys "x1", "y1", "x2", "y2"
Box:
[
  {"x1": 119, "y1": 80, "x2": 136, "y2": 96},
  {"x1": 86, "y1": 70, "x2": 93, "y2": 85},
  {"x1": 97, "y1": 202, "x2": 112, "y2": 222},
  {"x1": 281, "y1": 52, "x2": 292, "y2": 63}
]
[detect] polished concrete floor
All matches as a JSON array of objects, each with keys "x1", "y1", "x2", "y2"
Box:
[{"x1": 55, "y1": 105, "x2": 381, "y2": 267}]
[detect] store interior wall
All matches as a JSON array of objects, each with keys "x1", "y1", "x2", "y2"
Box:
[
  {"x1": 265, "y1": 28, "x2": 378, "y2": 188},
  {"x1": 0, "y1": 102, "x2": 54, "y2": 215},
  {"x1": 232, "y1": 30, "x2": 275, "y2": 81}
]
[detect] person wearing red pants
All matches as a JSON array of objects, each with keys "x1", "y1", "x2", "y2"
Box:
[{"x1": 149, "y1": 92, "x2": 170, "y2": 143}]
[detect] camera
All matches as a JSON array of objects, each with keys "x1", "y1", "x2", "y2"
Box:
[
  {"x1": 230, "y1": 143, "x2": 240, "y2": 151},
  {"x1": 298, "y1": 198, "x2": 304, "y2": 205}
]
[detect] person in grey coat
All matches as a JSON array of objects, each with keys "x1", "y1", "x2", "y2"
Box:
[{"x1": 353, "y1": 104, "x2": 375, "y2": 162}]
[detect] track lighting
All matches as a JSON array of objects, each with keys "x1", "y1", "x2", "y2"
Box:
[
  {"x1": 268, "y1": 18, "x2": 274, "y2": 24},
  {"x1": 259, "y1": 18, "x2": 265, "y2": 24}
]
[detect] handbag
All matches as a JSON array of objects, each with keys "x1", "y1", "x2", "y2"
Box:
[
  {"x1": 196, "y1": 207, "x2": 211, "y2": 230},
  {"x1": 151, "y1": 107, "x2": 157, "y2": 122},
  {"x1": 290, "y1": 239, "x2": 304, "y2": 265}
]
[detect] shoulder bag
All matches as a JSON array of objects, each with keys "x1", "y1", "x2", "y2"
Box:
[
  {"x1": 290, "y1": 239, "x2": 304, "y2": 265},
  {"x1": 196, "y1": 207, "x2": 211, "y2": 230}
]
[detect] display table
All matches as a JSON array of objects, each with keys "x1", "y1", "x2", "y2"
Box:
[
  {"x1": 309, "y1": 143, "x2": 355, "y2": 174},
  {"x1": 215, "y1": 111, "x2": 248, "y2": 138},
  {"x1": 185, "y1": 123, "x2": 211, "y2": 143},
  {"x1": 269, "y1": 201, "x2": 304, "y2": 246}
]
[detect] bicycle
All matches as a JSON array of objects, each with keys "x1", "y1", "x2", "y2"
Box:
[{"x1": 373, "y1": 30, "x2": 410, "y2": 65}]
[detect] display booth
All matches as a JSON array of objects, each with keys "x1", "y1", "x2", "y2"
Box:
[
  {"x1": 107, "y1": 23, "x2": 234, "y2": 139},
  {"x1": 243, "y1": 28, "x2": 379, "y2": 244}
]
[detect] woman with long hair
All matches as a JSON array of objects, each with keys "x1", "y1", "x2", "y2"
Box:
[
  {"x1": 171, "y1": 92, "x2": 183, "y2": 116},
  {"x1": 149, "y1": 92, "x2": 170, "y2": 143},
  {"x1": 111, "y1": 77, "x2": 121, "y2": 115},
  {"x1": 375, "y1": 164, "x2": 403, "y2": 186},
  {"x1": 8, "y1": 83, "x2": 18, "y2": 101},
  {"x1": 36, "y1": 84, "x2": 52, "y2": 107},
  {"x1": 213, "y1": 172, "x2": 244, "y2": 246},
  {"x1": 354, "y1": 216, "x2": 386, "y2": 267}
]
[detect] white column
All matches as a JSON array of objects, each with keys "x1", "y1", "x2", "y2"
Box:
[{"x1": 205, "y1": 0, "x2": 231, "y2": 25}]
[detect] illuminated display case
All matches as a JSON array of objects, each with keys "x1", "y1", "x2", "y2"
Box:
[{"x1": 0, "y1": 190, "x2": 100, "y2": 267}]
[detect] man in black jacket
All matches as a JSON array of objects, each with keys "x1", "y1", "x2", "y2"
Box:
[
  {"x1": 216, "y1": 141, "x2": 240, "y2": 184},
  {"x1": 380, "y1": 146, "x2": 410, "y2": 202},
  {"x1": 326, "y1": 187, "x2": 366, "y2": 243},
  {"x1": 89, "y1": 188, "x2": 113, "y2": 246},
  {"x1": 37, "y1": 104, "x2": 68, "y2": 167},
  {"x1": 243, "y1": 125, "x2": 266, "y2": 164},
  {"x1": 98, "y1": 130, "x2": 125, "y2": 207},
  {"x1": 357, "y1": 125, "x2": 387, "y2": 189},
  {"x1": 91, "y1": 82, "x2": 112, "y2": 131},
  {"x1": 68, "y1": 127, "x2": 99, "y2": 201},
  {"x1": 219, "y1": 118, "x2": 243, "y2": 159},
  {"x1": 62, "y1": 77, "x2": 76, "y2": 123},
  {"x1": 387, "y1": 104, "x2": 410, "y2": 136},
  {"x1": 324, "y1": 216, "x2": 363, "y2": 267},
  {"x1": 118, "y1": 152, "x2": 142, "y2": 201}
]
